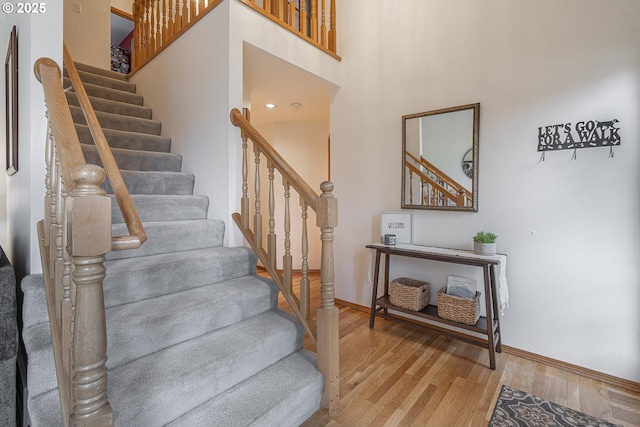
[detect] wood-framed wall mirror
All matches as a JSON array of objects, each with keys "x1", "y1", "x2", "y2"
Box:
[{"x1": 402, "y1": 103, "x2": 480, "y2": 212}]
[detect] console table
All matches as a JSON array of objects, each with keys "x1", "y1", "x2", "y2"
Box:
[{"x1": 367, "y1": 243, "x2": 504, "y2": 369}]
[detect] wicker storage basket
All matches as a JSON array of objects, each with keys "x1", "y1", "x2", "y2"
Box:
[
  {"x1": 389, "y1": 277, "x2": 430, "y2": 311},
  {"x1": 437, "y1": 287, "x2": 481, "y2": 325}
]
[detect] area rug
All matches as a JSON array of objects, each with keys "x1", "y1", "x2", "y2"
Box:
[{"x1": 489, "y1": 385, "x2": 621, "y2": 427}]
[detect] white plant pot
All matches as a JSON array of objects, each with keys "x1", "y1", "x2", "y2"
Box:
[{"x1": 473, "y1": 241, "x2": 496, "y2": 255}]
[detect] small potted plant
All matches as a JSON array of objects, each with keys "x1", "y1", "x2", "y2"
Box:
[{"x1": 473, "y1": 231, "x2": 497, "y2": 255}]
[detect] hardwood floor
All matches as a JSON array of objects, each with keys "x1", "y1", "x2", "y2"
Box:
[{"x1": 272, "y1": 271, "x2": 640, "y2": 427}]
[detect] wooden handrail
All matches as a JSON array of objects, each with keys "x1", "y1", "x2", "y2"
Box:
[
  {"x1": 62, "y1": 44, "x2": 147, "y2": 250},
  {"x1": 34, "y1": 58, "x2": 85, "y2": 193}
]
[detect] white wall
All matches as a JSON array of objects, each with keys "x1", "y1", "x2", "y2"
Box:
[
  {"x1": 331, "y1": 0, "x2": 640, "y2": 382},
  {"x1": 64, "y1": 0, "x2": 110, "y2": 68},
  {"x1": 130, "y1": 2, "x2": 233, "y2": 242},
  {"x1": 0, "y1": 6, "x2": 63, "y2": 276}
]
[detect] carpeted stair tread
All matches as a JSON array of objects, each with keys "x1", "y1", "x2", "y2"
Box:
[
  {"x1": 105, "y1": 275, "x2": 279, "y2": 368},
  {"x1": 63, "y1": 77, "x2": 144, "y2": 106},
  {"x1": 105, "y1": 309, "x2": 305, "y2": 426},
  {"x1": 66, "y1": 91, "x2": 152, "y2": 119},
  {"x1": 74, "y1": 61, "x2": 129, "y2": 81},
  {"x1": 22, "y1": 246, "x2": 258, "y2": 327},
  {"x1": 64, "y1": 68, "x2": 136, "y2": 93},
  {"x1": 20, "y1": 274, "x2": 47, "y2": 329},
  {"x1": 82, "y1": 144, "x2": 182, "y2": 172},
  {"x1": 166, "y1": 350, "x2": 323, "y2": 427},
  {"x1": 104, "y1": 169, "x2": 195, "y2": 195},
  {"x1": 107, "y1": 219, "x2": 225, "y2": 260},
  {"x1": 70, "y1": 105, "x2": 162, "y2": 135},
  {"x1": 103, "y1": 246, "x2": 258, "y2": 305},
  {"x1": 21, "y1": 274, "x2": 279, "y2": 393},
  {"x1": 21, "y1": 321, "x2": 57, "y2": 399},
  {"x1": 26, "y1": 389, "x2": 60, "y2": 427},
  {"x1": 109, "y1": 194, "x2": 209, "y2": 223},
  {"x1": 26, "y1": 350, "x2": 322, "y2": 427},
  {"x1": 25, "y1": 309, "x2": 305, "y2": 427},
  {"x1": 75, "y1": 124, "x2": 172, "y2": 153}
]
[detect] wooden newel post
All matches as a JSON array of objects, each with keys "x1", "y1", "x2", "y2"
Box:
[
  {"x1": 67, "y1": 164, "x2": 114, "y2": 427},
  {"x1": 315, "y1": 181, "x2": 339, "y2": 413}
]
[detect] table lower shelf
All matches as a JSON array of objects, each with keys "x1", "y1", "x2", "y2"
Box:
[{"x1": 373, "y1": 296, "x2": 500, "y2": 352}]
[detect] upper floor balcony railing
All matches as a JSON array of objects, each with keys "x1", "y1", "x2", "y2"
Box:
[{"x1": 132, "y1": 0, "x2": 338, "y2": 72}]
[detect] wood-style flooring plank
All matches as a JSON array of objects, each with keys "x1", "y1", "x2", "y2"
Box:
[{"x1": 278, "y1": 272, "x2": 640, "y2": 427}]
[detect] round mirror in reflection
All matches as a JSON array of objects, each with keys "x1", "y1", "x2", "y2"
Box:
[{"x1": 462, "y1": 148, "x2": 473, "y2": 178}]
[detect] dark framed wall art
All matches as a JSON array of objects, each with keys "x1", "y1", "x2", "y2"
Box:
[{"x1": 5, "y1": 25, "x2": 17, "y2": 176}]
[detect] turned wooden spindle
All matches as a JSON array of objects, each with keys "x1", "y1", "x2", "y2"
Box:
[
  {"x1": 241, "y1": 109, "x2": 250, "y2": 229},
  {"x1": 300, "y1": 198, "x2": 310, "y2": 319},
  {"x1": 328, "y1": 0, "x2": 336, "y2": 52},
  {"x1": 300, "y1": 2, "x2": 308, "y2": 37},
  {"x1": 254, "y1": 148, "x2": 262, "y2": 247},
  {"x1": 182, "y1": 0, "x2": 189, "y2": 27},
  {"x1": 162, "y1": 0, "x2": 169, "y2": 43},
  {"x1": 283, "y1": 178, "x2": 292, "y2": 294},
  {"x1": 268, "y1": 161, "x2": 277, "y2": 270},
  {"x1": 320, "y1": 0, "x2": 327, "y2": 47},
  {"x1": 190, "y1": 0, "x2": 196, "y2": 21},
  {"x1": 44, "y1": 120, "x2": 53, "y2": 247},
  {"x1": 310, "y1": 0, "x2": 318, "y2": 41},
  {"x1": 170, "y1": 0, "x2": 178, "y2": 34},
  {"x1": 288, "y1": 0, "x2": 295, "y2": 28},
  {"x1": 146, "y1": 1, "x2": 154, "y2": 57},
  {"x1": 53, "y1": 160, "x2": 63, "y2": 322},
  {"x1": 154, "y1": 1, "x2": 161, "y2": 51}
]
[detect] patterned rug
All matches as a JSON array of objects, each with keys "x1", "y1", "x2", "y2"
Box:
[{"x1": 489, "y1": 385, "x2": 621, "y2": 427}]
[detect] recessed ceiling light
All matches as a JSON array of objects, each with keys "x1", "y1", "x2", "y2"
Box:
[
  {"x1": 265, "y1": 103, "x2": 276, "y2": 109},
  {"x1": 290, "y1": 102, "x2": 302, "y2": 109}
]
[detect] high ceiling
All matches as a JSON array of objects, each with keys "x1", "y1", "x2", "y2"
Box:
[
  {"x1": 109, "y1": 16, "x2": 333, "y2": 126},
  {"x1": 243, "y1": 43, "x2": 334, "y2": 126}
]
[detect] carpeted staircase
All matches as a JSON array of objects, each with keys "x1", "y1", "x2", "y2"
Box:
[{"x1": 20, "y1": 63, "x2": 323, "y2": 426}]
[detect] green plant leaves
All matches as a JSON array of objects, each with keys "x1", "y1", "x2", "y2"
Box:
[{"x1": 473, "y1": 231, "x2": 497, "y2": 243}]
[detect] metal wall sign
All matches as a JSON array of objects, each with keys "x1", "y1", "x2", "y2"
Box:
[{"x1": 537, "y1": 119, "x2": 620, "y2": 152}]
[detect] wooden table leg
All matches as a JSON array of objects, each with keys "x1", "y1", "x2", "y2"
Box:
[
  {"x1": 383, "y1": 253, "x2": 390, "y2": 316},
  {"x1": 483, "y1": 265, "x2": 496, "y2": 370},
  {"x1": 369, "y1": 250, "x2": 382, "y2": 328},
  {"x1": 490, "y1": 264, "x2": 502, "y2": 353}
]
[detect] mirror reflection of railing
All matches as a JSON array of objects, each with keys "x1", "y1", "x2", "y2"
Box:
[
  {"x1": 402, "y1": 103, "x2": 480, "y2": 212},
  {"x1": 132, "y1": 0, "x2": 339, "y2": 73},
  {"x1": 405, "y1": 152, "x2": 472, "y2": 208}
]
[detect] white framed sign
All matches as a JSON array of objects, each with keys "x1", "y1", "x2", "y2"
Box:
[{"x1": 380, "y1": 212, "x2": 413, "y2": 244}]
